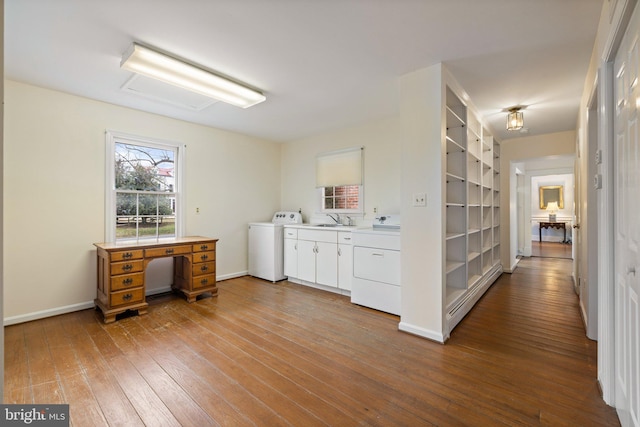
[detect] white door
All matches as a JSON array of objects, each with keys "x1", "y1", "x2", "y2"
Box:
[
  {"x1": 614, "y1": 6, "x2": 640, "y2": 425},
  {"x1": 297, "y1": 239, "x2": 316, "y2": 283},
  {"x1": 284, "y1": 237, "x2": 297, "y2": 278},
  {"x1": 338, "y1": 243, "x2": 353, "y2": 291},
  {"x1": 315, "y1": 241, "x2": 338, "y2": 287}
]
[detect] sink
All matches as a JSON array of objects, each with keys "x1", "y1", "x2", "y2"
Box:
[{"x1": 303, "y1": 223, "x2": 359, "y2": 229}]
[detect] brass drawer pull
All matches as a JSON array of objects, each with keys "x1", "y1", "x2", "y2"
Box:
[
  {"x1": 122, "y1": 278, "x2": 133, "y2": 286},
  {"x1": 201, "y1": 265, "x2": 209, "y2": 272},
  {"x1": 123, "y1": 252, "x2": 133, "y2": 259},
  {"x1": 201, "y1": 254, "x2": 208, "y2": 261},
  {"x1": 165, "y1": 249, "x2": 174, "y2": 255},
  {"x1": 201, "y1": 278, "x2": 209, "y2": 285},
  {"x1": 122, "y1": 264, "x2": 133, "y2": 271},
  {"x1": 122, "y1": 293, "x2": 133, "y2": 301},
  {"x1": 200, "y1": 244, "x2": 208, "y2": 250}
]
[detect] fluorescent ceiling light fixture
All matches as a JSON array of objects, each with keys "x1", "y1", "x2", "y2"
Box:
[{"x1": 121, "y1": 43, "x2": 266, "y2": 108}]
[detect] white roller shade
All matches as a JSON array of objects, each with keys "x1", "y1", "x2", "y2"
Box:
[{"x1": 316, "y1": 147, "x2": 363, "y2": 188}]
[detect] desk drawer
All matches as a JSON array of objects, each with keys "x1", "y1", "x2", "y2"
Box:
[
  {"x1": 111, "y1": 260, "x2": 144, "y2": 275},
  {"x1": 192, "y1": 261, "x2": 215, "y2": 276},
  {"x1": 110, "y1": 288, "x2": 144, "y2": 307},
  {"x1": 193, "y1": 250, "x2": 215, "y2": 263},
  {"x1": 193, "y1": 242, "x2": 215, "y2": 252},
  {"x1": 145, "y1": 245, "x2": 191, "y2": 258},
  {"x1": 111, "y1": 272, "x2": 144, "y2": 291},
  {"x1": 111, "y1": 249, "x2": 144, "y2": 262},
  {"x1": 193, "y1": 274, "x2": 216, "y2": 289}
]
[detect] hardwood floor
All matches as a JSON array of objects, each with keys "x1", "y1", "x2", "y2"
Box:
[
  {"x1": 531, "y1": 241, "x2": 573, "y2": 259},
  {"x1": 5, "y1": 257, "x2": 619, "y2": 426}
]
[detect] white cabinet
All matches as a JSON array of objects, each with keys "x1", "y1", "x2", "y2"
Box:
[
  {"x1": 283, "y1": 228, "x2": 298, "y2": 278},
  {"x1": 296, "y1": 229, "x2": 338, "y2": 288},
  {"x1": 337, "y1": 231, "x2": 353, "y2": 291},
  {"x1": 284, "y1": 226, "x2": 353, "y2": 295}
]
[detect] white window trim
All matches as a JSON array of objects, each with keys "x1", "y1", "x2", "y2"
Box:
[{"x1": 105, "y1": 130, "x2": 186, "y2": 243}]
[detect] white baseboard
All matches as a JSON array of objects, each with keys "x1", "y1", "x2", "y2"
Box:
[
  {"x1": 398, "y1": 321, "x2": 445, "y2": 343},
  {"x1": 4, "y1": 271, "x2": 249, "y2": 326},
  {"x1": 503, "y1": 257, "x2": 521, "y2": 273},
  {"x1": 4, "y1": 301, "x2": 96, "y2": 326}
]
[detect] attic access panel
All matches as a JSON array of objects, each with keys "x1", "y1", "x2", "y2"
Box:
[{"x1": 121, "y1": 74, "x2": 218, "y2": 111}]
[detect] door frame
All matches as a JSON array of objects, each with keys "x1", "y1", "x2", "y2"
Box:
[{"x1": 598, "y1": 0, "x2": 638, "y2": 406}]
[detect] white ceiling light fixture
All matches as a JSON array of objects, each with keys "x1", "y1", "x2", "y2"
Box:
[
  {"x1": 506, "y1": 107, "x2": 524, "y2": 131},
  {"x1": 121, "y1": 43, "x2": 266, "y2": 109}
]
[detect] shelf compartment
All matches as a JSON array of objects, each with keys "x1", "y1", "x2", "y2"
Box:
[
  {"x1": 467, "y1": 156, "x2": 480, "y2": 185},
  {"x1": 467, "y1": 256, "x2": 482, "y2": 287},
  {"x1": 447, "y1": 180, "x2": 466, "y2": 205},
  {"x1": 446, "y1": 106, "x2": 466, "y2": 128},
  {"x1": 482, "y1": 228, "x2": 492, "y2": 251},
  {"x1": 446, "y1": 205, "x2": 466, "y2": 235},
  {"x1": 446, "y1": 284, "x2": 467, "y2": 307},
  {"x1": 468, "y1": 228, "x2": 481, "y2": 254},
  {"x1": 483, "y1": 187, "x2": 492, "y2": 206},
  {"x1": 468, "y1": 205, "x2": 481, "y2": 231},
  {"x1": 447, "y1": 151, "x2": 466, "y2": 178},
  {"x1": 482, "y1": 206, "x2": 492, "y2": 229},
  {"x1": 446, "y1": 260, "x2": 465, "y2": 274}
]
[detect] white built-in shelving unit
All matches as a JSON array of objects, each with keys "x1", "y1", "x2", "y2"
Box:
[{"x1": 445, "y1": 86, "x2": 502, "y2": 333}]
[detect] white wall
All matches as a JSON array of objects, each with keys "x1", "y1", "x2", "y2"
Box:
[
  {"x1": 280, "y1": 116, "x2": 402, "y2": 223},
  {"x1": 4, "y1": 80, "x2": 281, "y2": 323}
]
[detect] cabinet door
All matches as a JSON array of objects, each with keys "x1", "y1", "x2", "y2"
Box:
[
  {"x1": 284, "y1": 238, "x2": 298, "y2": 278},
  {"x1": 297, "y1": 239, "x2": 317, "y2": 283},
  {"x1": 316, "y1": 241, "x2": 338, "y2": 287},
  {"x1": 338, "y1": 243, "x2": 353, "y2": 291}
]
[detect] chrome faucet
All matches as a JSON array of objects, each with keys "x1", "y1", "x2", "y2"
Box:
[{"x1": 327, "y1": 213, "x2": 341, "y2": 224}]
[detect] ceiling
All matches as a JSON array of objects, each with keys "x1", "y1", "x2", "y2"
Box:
[{"x1": 5, "y1": 0, "x2": 603, "y2": 143}]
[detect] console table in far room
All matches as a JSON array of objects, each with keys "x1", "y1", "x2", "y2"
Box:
[{"x1": 538, "y1": 221, "x2": 567, "y2": 243}]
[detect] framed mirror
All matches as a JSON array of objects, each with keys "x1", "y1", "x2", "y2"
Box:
[{"x1": 539, "y1": 185, "x2": 564, "y2": 210}]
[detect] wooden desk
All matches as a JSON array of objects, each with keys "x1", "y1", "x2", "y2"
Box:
[
  {"x1": 94, "y1": 236, "x2": 218, "y2": 323},
  {"x1": 539, "y1": 222, "x2": 566, "y2": 243}
]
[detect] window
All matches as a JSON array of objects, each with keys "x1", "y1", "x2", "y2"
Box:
[
  {"x1": 322, "y1": 185, "x2": 361, "y2": 211},
  {"x1": 106, "y1": 131, "x2": 184, "y2": 242},
  {"x1": 316, "y1": 147, "x2": 363, "y2": 213}
]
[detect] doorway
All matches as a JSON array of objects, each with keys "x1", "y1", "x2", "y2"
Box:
[{"x1": 515, "y1": 158, "x2": 575, "y2": 260}]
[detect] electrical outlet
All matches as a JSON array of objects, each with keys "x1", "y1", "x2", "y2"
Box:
[
  {"x1": 413, "y1": 193, "x2": 426, "y2": 207},
  {"x1": 196, "y1": 207, "x2": 200, "y2": 214}
]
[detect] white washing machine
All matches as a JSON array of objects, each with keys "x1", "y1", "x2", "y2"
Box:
[{"x1": 248, "y1": 211, "x2": 302, "y2": 282}]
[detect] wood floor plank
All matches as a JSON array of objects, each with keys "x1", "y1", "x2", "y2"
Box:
[{"x1": 3, "y1": 256, "x2": 620, "y2": 426}]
